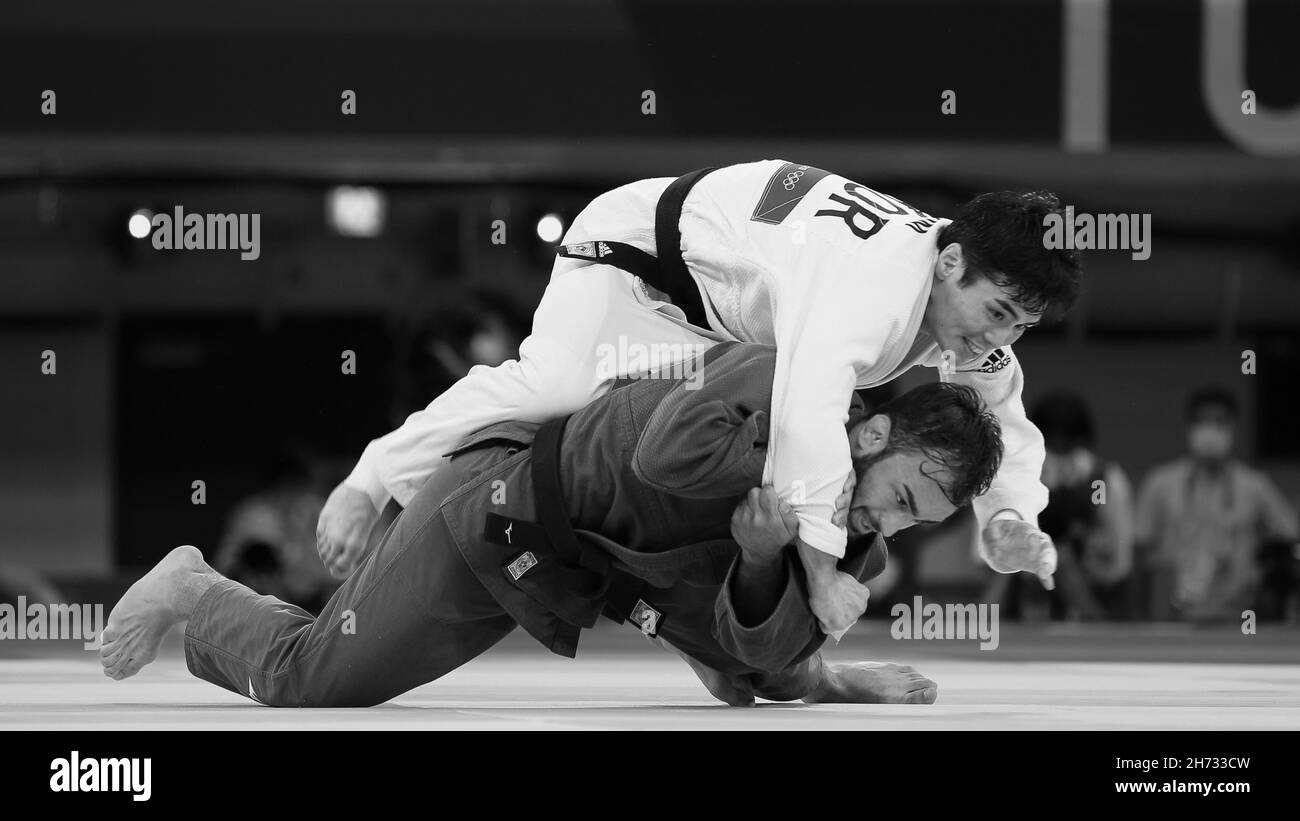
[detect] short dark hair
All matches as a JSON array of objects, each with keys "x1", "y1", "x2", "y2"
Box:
[
  {"x1": 936, "y1": 190, "x2": 1082, "y2": 317},
  {"x1": 1186, "y1": 386, "x2": 1239, "y2": 421},
  {"x1": 871, "y1": 382, "x2": 1003, "y2": 507},
  {"x1": 1029, "y1": 390, "x2": 1096, "y2": 452}
]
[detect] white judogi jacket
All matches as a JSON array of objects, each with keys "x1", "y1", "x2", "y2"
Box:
[
  {"x1": 669, "y1": 160, "x2": 1047, "y2": 557},
  {"x1": 348, "y1": 159, "x2": 1048, "y2": 560}
]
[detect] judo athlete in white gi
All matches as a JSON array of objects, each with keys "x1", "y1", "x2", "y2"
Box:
[{"x1": 317, "y1": 160, "x2": 1082, "y2": 636}]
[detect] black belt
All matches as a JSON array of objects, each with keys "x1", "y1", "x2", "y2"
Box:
[
  {"x1": 530, "y1": 415, "x2": 610, "y2": 575},
  {"x1": 555, "y1": 166, "x2": 717, "y2": 329},
  {"x1": 530, "y1": 415, "x2": 661, "y2": 632}
]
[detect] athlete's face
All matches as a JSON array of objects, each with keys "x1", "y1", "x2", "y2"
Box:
[
  {"x1": 845, "y1": 416, "x2": 959, "y2": 538},
  {"x1": 925, "y1": 243, "x2": 1043, "y2": 366}
]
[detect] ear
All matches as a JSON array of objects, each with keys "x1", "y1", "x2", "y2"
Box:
[
  {"x1": 851, "y1": 414, "x2": 892, "y2": 459},
  {"x1": 935, "y1": 243, "x2": 963, "y2": 281}
]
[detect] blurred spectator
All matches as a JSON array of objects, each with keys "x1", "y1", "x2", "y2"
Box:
[
  {"x1": 389, "y1": 290, "x2": 526, "y2": 429},
  {"x1": 1037, "y1": 391, "x2": 1136, "y2": 618},
  {"x1": 1135, "y1": 387, "x2": 1300, "y2": 622},
  {"x1": 213, "y1": 445, "x2": 339, "y2": 613},
  {"x1": 985, "y1": 391, "x2": 1136, "y2": 620}
]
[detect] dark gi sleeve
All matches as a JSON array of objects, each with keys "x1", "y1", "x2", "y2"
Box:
[
  {"x1": 710, "y1": 533, "x2": 885, "y2": 675},
  {"x1": 631, "y1": 345, "x2": 775, "y2": 499},
  {"x1": 631, "y1": 344, "x2": 872, "y2": 501},
  {"x1": 749, "y1": 652, "x2": 826, "y2": 702},
  {"x1": 710, "y1": 552, "x2": 820, "y2": 674}
]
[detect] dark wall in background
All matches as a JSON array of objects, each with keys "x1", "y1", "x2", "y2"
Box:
[
  {"x1": 1, "y1": 0, "x2": 1296, "y2": 148},
  {"x1": 114, "y1": 317, "x2": 395, "y2": 569},
  {"x1": 0, "y1": 321, "x2": 110, "y2": 576}
]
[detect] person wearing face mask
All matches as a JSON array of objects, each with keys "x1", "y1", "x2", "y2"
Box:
[{"x1": 1135, "y1": 388, "x2": 1299, "y2": 621}]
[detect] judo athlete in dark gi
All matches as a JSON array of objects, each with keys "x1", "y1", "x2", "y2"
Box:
[{"x1": 100, "y1": 343, "x2": 1002, "y2": 707}]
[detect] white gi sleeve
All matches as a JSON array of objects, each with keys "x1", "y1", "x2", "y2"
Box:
[
  {"x1": 765, "y1": 273, "x2": 892, "y2": 560},
  {"x1": 343, "y1": 437, "x2": 395, "y2": 513},
  {"x1": 945, "y1": 346, "x2": 1049, "y2": 551}
]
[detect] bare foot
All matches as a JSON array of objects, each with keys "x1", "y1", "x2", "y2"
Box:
[
  {"x1": 101, "y1": 545, "x2": 217, "y2": 680},
  {"x1": 806, "y1": 661, "x2": 938, "y2": 704}
]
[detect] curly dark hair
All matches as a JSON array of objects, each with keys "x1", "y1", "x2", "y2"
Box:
[
  {"x1": 871, "y1": 382, "x2": 1004, "y2": 507},
  {"x1": 937, "y1": 190, "x2": 1083, "y2": 317}
]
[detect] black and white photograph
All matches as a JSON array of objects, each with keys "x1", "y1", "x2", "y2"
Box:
[{"x1": 1, "y1": 0, "x2": 1297, "y2": 803}]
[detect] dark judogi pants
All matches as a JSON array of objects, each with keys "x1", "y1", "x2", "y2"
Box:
[
  {"x1": 183, "y1": 442, "x2": 824, "y2": 708},
  {"x1": 184, "y1": 459, "x2": 519, "y2": 707}
]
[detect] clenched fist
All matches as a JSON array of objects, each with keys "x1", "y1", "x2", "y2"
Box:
[
  {"x1": 808, "y1": 569, "x2": 870, "y2": 639},
  {"x1": 730, "y1": 486, "x2": 799, "y2": 565},
  {"x1": 980, "y1": 515, "x2": 1058, "y2": 590},
  {"x1": 316, "y1": 483, "x2": 380, "y2": 579}
]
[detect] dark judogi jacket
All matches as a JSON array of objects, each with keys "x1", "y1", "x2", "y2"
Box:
[{"x1": 436, "y1": 342, "x2": 885, "y2": 676}]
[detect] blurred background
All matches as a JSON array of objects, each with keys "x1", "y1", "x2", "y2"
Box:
[{"x1": 1, "y1": 0, "x2": 1298, "y2": 632}]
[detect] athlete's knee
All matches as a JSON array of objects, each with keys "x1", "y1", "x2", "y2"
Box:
[
  {"x1": 247, "y1": 661, "x2": 390, "y2": 708},
  {"x1": 273, "y1": 682, "x2": 385, "y2": 708}
]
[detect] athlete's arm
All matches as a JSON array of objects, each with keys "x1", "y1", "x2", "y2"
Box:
[
  {"x1": 763, "y1": 267, "x2": 890, "y2": 633},
  {"x1": 316, "y1": 441, "x2": 390, "y2": 577},
  {"x1": 717, "y1": 484, "x2": 868, "y2": 671},
  {"x1": 727, "y1": 487, "x2": 797, "y2": 626},
  {"x1": 342, "y1": 439, "x2": 394, "y2": 513},
  {"x1": 715, "y1": 549, "x2": 818, "y2": 674},
  {"x1": 945, "y1": 347, "x2": 1053, "y2": 576}
]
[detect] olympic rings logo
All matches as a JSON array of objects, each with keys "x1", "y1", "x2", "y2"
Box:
[{"x1": 782, "y1": 170, "x2": 805, "y2": 190}]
